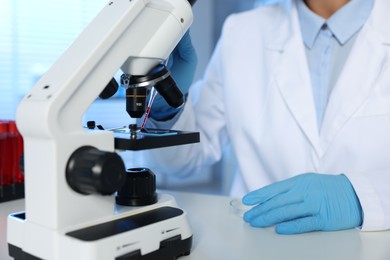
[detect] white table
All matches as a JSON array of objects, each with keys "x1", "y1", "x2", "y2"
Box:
[
  {"x1": 2, "y1": 191, "x2": 390, "y2": 260},
  {"x1": 0, "y1": 198, "x2": 24, "y2": 260}
]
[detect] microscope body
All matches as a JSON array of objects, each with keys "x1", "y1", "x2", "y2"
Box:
[{"x1": 7, "y1": 0, "x2": 195, "y2": 259}]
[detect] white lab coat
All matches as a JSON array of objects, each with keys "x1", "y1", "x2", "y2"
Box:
[{"x1": 146, "y1": 0, "x2": 390, "y2": 231}]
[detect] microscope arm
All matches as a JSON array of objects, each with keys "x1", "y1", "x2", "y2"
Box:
[{"x1": 15, "y1": 0, "x2": 193, "y2": 230}]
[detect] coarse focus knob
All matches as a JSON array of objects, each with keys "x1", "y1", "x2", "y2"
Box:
[
  {"x1": 116, "y1": 168, "x2": 157, "y2": 206},
  {"x1": 66, "y1": 146, "x2": 126, "y2": 195}
]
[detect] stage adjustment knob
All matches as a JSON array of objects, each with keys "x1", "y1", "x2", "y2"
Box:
[
  {"x1": 116, "y1": 168, "x2": 157, "y2": 206},
  {"x1": 66, "y1": 146, "x2": 126, "y2": 195}
]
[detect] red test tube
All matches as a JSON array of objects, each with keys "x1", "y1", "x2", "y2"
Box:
[
  {"x1": 8, "y1": 121, "x2": 24, "y2": 184},
  {"x1": 0, "y1": 120, "x2": 11, "y2": 186}
]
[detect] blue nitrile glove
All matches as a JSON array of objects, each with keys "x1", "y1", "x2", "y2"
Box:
[
  {"x1": 149, "y1": 30, "x2": 197, "y2": 121},
  {"x1": 242, "y1": 173, "x2": 363, "y2": 234}
]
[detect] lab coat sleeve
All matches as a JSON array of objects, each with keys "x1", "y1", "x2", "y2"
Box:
[
  {"x1": 346, "y1": 170, "x2": 390, "y2": 231},
  {"x1": 140, "y1": 39, "x2": 230, "y2": 177}
]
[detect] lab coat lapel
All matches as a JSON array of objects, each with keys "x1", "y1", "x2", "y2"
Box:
[
  {"x1": 267, "y1": 4, "x2": 320, "y2": 156},
  {"x1": 320, "y1": 14, "x2": 390, "y2": 154}
]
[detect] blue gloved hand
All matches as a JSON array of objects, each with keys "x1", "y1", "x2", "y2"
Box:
[
  {"x1": 149, "y1": 30, "x2": 197, "y2": 121},
  {"x1": 242, "y1": 173, "x2": 363, "y2": 234}
]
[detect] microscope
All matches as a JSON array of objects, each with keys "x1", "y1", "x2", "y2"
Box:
[{"x1": 7, "y1": 0, "x2": 198, "y2": 259}]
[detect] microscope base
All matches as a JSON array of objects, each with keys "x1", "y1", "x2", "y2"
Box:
[
  {"x1": 8, "y1": 194, "x2": 192, "y2": 260},
  {"x1": 9, "y1": 236, "x2": 192, "y2": 260}
]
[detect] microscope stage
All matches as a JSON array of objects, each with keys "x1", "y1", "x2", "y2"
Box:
[{"x1": 112, "y1": 128, "x2": 200, "y2": 151}]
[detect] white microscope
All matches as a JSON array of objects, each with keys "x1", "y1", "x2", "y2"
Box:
[{"x1": 7, "y1": 0, "x2": 198, "y2": 259}]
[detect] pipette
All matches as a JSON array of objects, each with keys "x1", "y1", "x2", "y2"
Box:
[{"x1": 140, "y1": 87, "x2": 158, "y2": 129}]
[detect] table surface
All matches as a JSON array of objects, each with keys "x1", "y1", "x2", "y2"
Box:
[{"x1": 1, "y1": 191, "x2": 390, "y2": 260}]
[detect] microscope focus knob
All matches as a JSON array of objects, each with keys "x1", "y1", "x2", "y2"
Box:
[
  {"x1": 66, "y1": 146, "x2": 126, "y2": 195},
  {"x1": 116, "y1": 168, "x2": 157, "y2": 206}
]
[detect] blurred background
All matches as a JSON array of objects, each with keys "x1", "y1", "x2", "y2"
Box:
[{"x1": 0, "y1": 0, "x2": 260, "y2": 195}]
